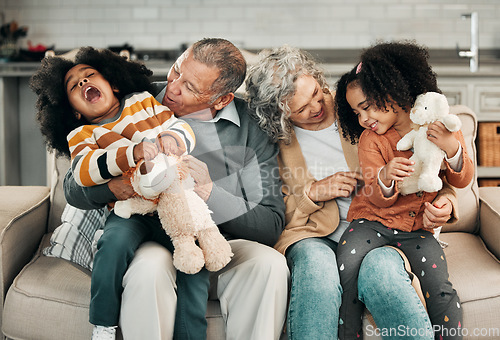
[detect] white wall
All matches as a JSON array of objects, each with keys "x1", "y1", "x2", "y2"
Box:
[{"x1": 2, "y1": 0, "x2": 500, "y2": 51}]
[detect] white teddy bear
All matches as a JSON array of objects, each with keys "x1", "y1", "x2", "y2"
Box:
[
  {"x1": 396, "y1": 92, "x2": 462, "y2": 195},
  {"x1": 114, "y1": 154, "x2": 233, "y2": 274}
]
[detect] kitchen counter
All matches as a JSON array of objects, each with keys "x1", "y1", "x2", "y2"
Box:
[
  {"x1": 2, "y1": 58, "x2": 500, "y2": 78},
  {"x1": 2, "y1": 46, "x2": 500, "y2": 78},
  {"x1": 0, "y1": 62, "x2": 41, "y2": 77}
]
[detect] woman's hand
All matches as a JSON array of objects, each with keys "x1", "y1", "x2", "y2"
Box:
[
  {"x1": 108, "y1": 175, "x2": 135, "y2": 201},
  {"x1": 423, "y1": 196, "x2": 452, "y2": 229},
  {"x1": 307, "y1": 171, "x2": 363, "y2": 202},
  {"x1": 427, "y1": 121, "x2": 460, "y2": 158},
  {"x1": 379, "y1": 157, "x2": 415, "y2": 187},
  {"x1": 182, "y1": 155, "x2": 213, "y2": 202}
]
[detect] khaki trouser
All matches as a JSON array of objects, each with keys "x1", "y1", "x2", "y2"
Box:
[{"x1": 119, "y1": 239, "x2": 289, "y2": 340}]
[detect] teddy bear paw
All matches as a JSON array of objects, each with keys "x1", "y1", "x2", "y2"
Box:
[
  {"x1": 418, "y1": 175, "x2": 443, "y2": 193},
  {"x1": 198, "y1": 229, "x2": 233, "y2": 272},
  {"x1": 173, "y1": 242, "x2": 205, "y2": 274},
  {"x1": 113, "y1": 201, "x2": 132, "y2": 219},
  {"x1": 203, "y1": 246, "x2": 233, "y2": 272},
  {"x1": 398, "y1": 177, "x2": 420, "y2": 196},
  {"x1": 442, "y1": 114, "x2": 462, "y2": 132}
]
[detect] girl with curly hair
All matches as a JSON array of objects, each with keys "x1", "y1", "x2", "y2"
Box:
[
  {"x1": 334, "y1": 41, "x2": 474, "y2": 339},
  {"x1": 246, "y1": 44, "x2": 461, "y2": 340},
  {"x1": 30, "y1": 46, "x2": 197, "y2": 340}
]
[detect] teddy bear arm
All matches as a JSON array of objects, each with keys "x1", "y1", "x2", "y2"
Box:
[
  {"x1": 114, "y1": 196, "x2": 157, "y2": 219},
  {"x1": 442, "y1": 114, "x2": 462, "y2": 132},
  {"x1": 396, "y1": 130, "x2": 418, "y2": 151}
]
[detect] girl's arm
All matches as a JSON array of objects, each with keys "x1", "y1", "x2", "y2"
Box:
[
  {"x1": 442, "y1": 131, "x2": 474, "y2": 189},
  {"x1": 148, "y1": 95, "x2": 196, "y2": 156},
  {"x1": 426, "y1": 179, "x2": 458, "y2": 227},
  {"x1": 427, "y1": 122, "x2": 474, "y2": 189},
  {"x1": 357, "y1": 132, "x2": 402, "y2": 208},
  {"x1": 68, "y1": 126, "x2": 137, "y2": 187}
]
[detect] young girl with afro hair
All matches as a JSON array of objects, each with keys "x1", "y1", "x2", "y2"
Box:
[
  {"x1": 334, "y1": 41, "x2": 474, "y2": 340},
  {"x1": 30, "y1": 46, "x2": 198, "y2": 339}
]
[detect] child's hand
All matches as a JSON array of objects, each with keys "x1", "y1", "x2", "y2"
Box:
[
  {"x1": 157, "y1": 135, "x2": 181, "y2": 156},
  {"x1": 379, "y1": 157, "x2": 414, "y2": 187},
  {"x1": 423, "y1": 197, "x2": 452, "y2": 229},
  {"x1": 427, "y1": 121, "x2": 460, "y2": 158},
  {"x1": 133, "y1": 141, "x2": 158, "y2": 162}
]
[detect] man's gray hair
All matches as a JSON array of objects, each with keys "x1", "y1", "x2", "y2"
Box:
[
  {"x1": 245, "y1": 45, "x2": 328, "y2": 144},
  {"x1": 192, "y1": 38, "x2": 247, "y2": 102}
]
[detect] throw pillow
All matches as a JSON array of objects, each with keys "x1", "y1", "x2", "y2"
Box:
[{"x1": 43, "y1": 204, "x2": 109, "y2": 271}]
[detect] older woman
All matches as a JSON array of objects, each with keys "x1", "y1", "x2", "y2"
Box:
[{"x1": 245, "y1": 45, "x2": 457, "y2": 340}]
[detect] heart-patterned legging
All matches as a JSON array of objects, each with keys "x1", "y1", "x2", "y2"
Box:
[{"x1": 337, "y1": 219, "x2": 462, "y2": 340}]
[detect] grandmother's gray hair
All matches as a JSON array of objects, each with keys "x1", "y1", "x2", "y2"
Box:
[{"x1": 245, "y1": 45, "x2": 328, "y2": 144}]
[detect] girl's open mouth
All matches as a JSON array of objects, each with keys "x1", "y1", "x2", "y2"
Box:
[{"x1": 84, "y1": 85, "x2": 101, "y2": 103}]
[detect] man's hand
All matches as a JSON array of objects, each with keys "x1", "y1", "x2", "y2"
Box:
[
  {"x1": 182, "y1": 155, "x2": 213, "y2": 201},
  {"x1": 379, "y1": 157, "x2": 415, "y2": 187},
  {"x1": 307, "y1": 171, "x2": 363, "y2": 202},
  {"x1": 107, "y1": 175, "x2": 135, "y2": 201},
  {"x1": 423, "y1": 196, "x2": 452, "y2": 229}
]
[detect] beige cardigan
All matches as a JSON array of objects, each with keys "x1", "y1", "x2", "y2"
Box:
[{"x1": 274, "y1": 92, "x2": 458, "y2": 255}]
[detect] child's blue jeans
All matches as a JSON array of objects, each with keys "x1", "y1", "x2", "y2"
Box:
[
  {"x1": 337, "y1": 219, "x2": 462, "y2": 340},
  {"x1": 90, "y1": 211, "x2": 209, "y2": 339},
  {"x1": 286, "y1": 237, "x2": 434, "y2": 340}
]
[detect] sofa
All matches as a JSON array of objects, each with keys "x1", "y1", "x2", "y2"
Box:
[{"x1": 0, "y1": 105, "x2": 499, "y2": 340}]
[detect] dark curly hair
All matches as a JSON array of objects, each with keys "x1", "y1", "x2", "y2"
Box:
[
  {"x1": 335, "y1": 40, "x2": 441, "y2": 144},
  {"x1": 30, "y1": 46, "x2": 154, "y2": 158}
]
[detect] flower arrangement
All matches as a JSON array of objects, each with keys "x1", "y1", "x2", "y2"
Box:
[{"x1": 0, "y1": 20, "x2": 28, "y2": 61}]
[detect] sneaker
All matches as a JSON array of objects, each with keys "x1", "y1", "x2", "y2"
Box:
[{"x1": 92, "y1": 325, "x2": 117, "y2": 340}]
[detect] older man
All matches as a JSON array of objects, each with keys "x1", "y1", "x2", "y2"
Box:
[{"x1": 64, "y1": 38, "x2": 288, "y2": 339}]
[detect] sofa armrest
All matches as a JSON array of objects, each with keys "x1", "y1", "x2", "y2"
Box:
[
  {"x1": 0, "y1": 186, "x2": 50, "y2": 302},
  {"x1": 478, "y1": 187, "x2": 500, "y2": 260}
]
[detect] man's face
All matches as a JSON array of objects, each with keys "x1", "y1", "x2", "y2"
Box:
[{"x1": 163, "y1": 49, "x2": 220, "y2": 118}]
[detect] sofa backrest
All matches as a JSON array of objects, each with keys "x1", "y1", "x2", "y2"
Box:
[
  {"x1": 442, "y1": 105, "x2": 480, "y2": 233},
  {"x1": 47, "y1": 153, "x2": 71, "y2": 233}
]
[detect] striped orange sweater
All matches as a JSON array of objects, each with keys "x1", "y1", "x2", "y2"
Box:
[{"x1": 68, "y1": 91, "x2": 195, "y2": 187}]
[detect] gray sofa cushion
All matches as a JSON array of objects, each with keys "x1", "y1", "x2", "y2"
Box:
[
  {"x1": 3, "y1": 236, "x2": 93, "y2": 340},
  {"x1": 441, "y1": 232, "x2": 500, "y2": 333}
]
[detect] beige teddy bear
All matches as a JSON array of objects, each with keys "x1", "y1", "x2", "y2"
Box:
[
  {"x1": 396, "y1": 92, "x2": 462, "y2": 196},
  {"x1": 114, "y1": 154, "x2": 233, "y2": 274}
]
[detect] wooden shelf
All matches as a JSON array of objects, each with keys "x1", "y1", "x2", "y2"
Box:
[{"x1": 477, "y1": 166, "x2": 500, "y2": 178}]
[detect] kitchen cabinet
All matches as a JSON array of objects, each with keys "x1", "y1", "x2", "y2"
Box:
[
  {"x1": 0, "y1": 63, "x2": 46, "y2": 186},
  {"x1": 0, "y1": 76, "x2": 20, "y2": 185},
  {"x1": 438, "y1": 76, "x2": 500, "y2": 182}
]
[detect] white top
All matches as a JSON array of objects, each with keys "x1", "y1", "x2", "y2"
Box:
[{"x1": 294, "y1": 122, "x2": 351, "y2": 242}]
